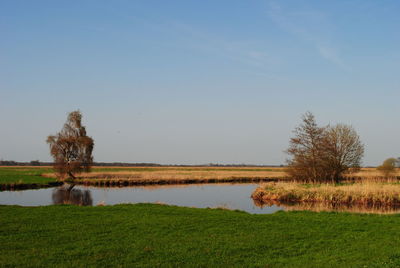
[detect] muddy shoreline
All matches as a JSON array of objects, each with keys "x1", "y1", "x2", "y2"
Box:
[
  {"x1": 0, "y1": 181, "x2": 63, "y2": 191},
  {"x1": 1, "y1": 177, "x2": 280, "y2": 191},
  {"x1": 74, "y1": 177, "x2": 280, "y2": 187}
]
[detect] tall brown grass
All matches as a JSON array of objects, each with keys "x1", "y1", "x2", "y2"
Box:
[
  {"x1": 43, "y1": 167, "x2": 287, "y2": 185},
  {"x1": 41, "y1": 166, "x2": 400, "y2": 186},
  {"x1": 252, "y1": 181, "x2": 400, "y2": 207},
  {"x1": 43, "y1": 167, "x2": 400, "y2": 179}
]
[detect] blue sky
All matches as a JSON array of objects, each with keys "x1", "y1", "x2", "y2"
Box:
[{"x1": 1, "y1": 0, "x2": 399, "y2": 165}]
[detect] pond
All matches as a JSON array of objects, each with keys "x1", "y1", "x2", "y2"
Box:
[{"x1": 0, "y1": 183, "x2": 283, "y2": 214}]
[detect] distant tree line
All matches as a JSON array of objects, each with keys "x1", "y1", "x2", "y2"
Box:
[
  {"x1": 0, "y1": 161, "x2": 162, "y2": 167},
  {"x1": 0, "y1": 160, "x2": 49, "y2": 166},
  {"x1": 0, "y1": 161, "x2": 281, "y2": 168}
]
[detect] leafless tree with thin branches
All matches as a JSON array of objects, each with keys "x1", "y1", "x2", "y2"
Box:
[
  {"x1": 286, "y1": 112, "x2": 326, "y2": 182},
  {"x1": 286, "y1": 112, "x2": 364, "y2": 183},
  {"x1": 321, "y1": 124, "x2": 364, "y2": 182}
]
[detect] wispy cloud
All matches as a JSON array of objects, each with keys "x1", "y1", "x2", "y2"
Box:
[
  {"x1": 316, "y1": 45, "x2": 347, "y2": 70},
  {"x1": 267, "y1": 1, "x2": 349, "y2": 71},
  {"x1": 169, "y1": 21, "x2": 272, "y2": 68},
  {"x1": 87, "y1": 5, "x2": 281, "y2": 78},
  {"x1": 144, "y1": 20, "x2": 283, "y2": 79}
]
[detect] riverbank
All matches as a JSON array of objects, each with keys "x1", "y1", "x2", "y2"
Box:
[
  {"x1": 252, "y1": 181, "x2": 400, "y2": 207},
  {"x1": 1, "y1": 166, "x2": 286, "y2": 190},
  {"x1": 0, "y1": 167, "x2": 60, "y2": 190},
  {"x1": 50, "y1": 167, "x2": 400, "y2": 186},
  {"x1": 46, "y1": 166, "x2": 288, "y2": 185},
  {"x1": 1, "y1": 204, "x2": 400, "y2": 267},
  {"x1": 47, "y1": 166, "x2": 400, "y2": 187},
  {"x1": 73, "y1": 176, "x2": 279, "y2": 186},
  {"x1": 0, "y1": 181, "x2": 63, "y2": 191},
  {"x1": 3, "y1": 166, "x2": 400, "y2": 190}
]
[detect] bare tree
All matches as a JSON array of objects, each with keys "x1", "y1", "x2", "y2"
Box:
[
  {"x1": 286, "y1": 112, "x2": 326, "y2": 182},
  {"x1": 286, "y1": 112, "x2": 364, "y2": 183},
  {"x1": 321, "y1": 124, "x2": 364, "y2": 182},
  {"x1": 47, "y1": 111, "x2": 94, "y2": 180}
]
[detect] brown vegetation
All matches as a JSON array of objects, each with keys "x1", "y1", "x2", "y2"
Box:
[
  {"x1": 39, "y1": 166, "x2": 400, "y2": 186},
  {"x1": 47, "y1": 167, "x2": 285, "y2": 186},
  {"x1": 252, "y1": 181, "x2": 400, "y2": 208}
]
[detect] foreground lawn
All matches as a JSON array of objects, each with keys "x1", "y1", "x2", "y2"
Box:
[
  {"x1": 0, "y1": 167, "x2": 56, "y2": 185},
  {"x1": 1, "y1": 204, "x2": 400, "y2": 267}
]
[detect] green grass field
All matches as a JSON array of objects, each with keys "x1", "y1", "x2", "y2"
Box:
[
  {"x1": 0, "y1": 167, "x2": 56, "y2": 185},
  {"x1": 1, "y1": 204, "x2": 400, "y2": 267}
]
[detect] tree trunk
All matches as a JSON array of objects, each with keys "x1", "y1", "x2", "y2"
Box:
[
  {"x1": 67, "y1": 184, "x2": 75, "y2": 191},
  {"x1": 68, "y1": 171, "x2": 76, "y2": 180}
]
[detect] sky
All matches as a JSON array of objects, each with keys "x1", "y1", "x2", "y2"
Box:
[{"x1": 1, "y1": 0, "x2": 399, "y2": 165}]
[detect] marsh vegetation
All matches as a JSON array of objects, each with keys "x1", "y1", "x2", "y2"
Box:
[
  {"x1": 251, "y1": 112, "x2": 400, "y2": 211},
  {"x1": 252, "y1": 180, "x2": 400, "y2": 208}
]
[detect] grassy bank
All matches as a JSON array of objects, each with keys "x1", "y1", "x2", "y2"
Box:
[
  {"x1": 2, "y1": 204, "x2": 400, "y2": 267},
  {"x1": 42, "y1": 167, "x2": 400, "y2": 186},
  {"x1": 0, "y1": 167, "x2": 60, "y2": 190},
  {"x1": 0, "y1": 166, "x2": 285, "y2": 190},
  {"x1": 252, "y1": 182, "x2": 400, "y2": 207},
  {"x1": 44, "y1": 166, "x2": 287, "y2": 186},
  {"x1": 3, "y1": 166, "x2": 399, "y2": 190},
  {"x1": 1, "y1": 166, "x2": 286, "y2": 189}
]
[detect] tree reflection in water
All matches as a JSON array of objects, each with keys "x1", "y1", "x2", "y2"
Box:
[{"x1": 52, "y1": 186, "x2": 93, "y2": 206}]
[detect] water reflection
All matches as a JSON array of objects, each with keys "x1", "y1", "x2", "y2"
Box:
[
  {"x1": 254, "y1": 199, "x2": 400, "y2": 214},
  {"x1": 52, "y1": 187, "x2": 93, "y2": 206},
  {"x1": 0, "y1": 183, "x2": 281, "y2": 214},
  {"x1": 5, "y1": 183, "x2": 400, "y2": 214}
]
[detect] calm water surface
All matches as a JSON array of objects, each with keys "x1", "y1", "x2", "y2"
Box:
[{"x1": 0, "y1": 183, "x2": 282, "y2": 214}]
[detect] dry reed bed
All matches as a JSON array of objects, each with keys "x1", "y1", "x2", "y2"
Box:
[
  {"x1": 73, "y1": 176, "x2": 280, "y2": 187},
  {"x1": 252, "y1": 181, "x2": 400, "y2": 207},
  {"x1": 78, "y1": 169, "x2": 287, "y2": 179},
  {"x1": 347, "y1": 168, "x2": 400, "y2": 182},
  {"x1": 41, "y1": 167, "x2": 400, "y2": 186},
  {"x1": 43, "y1": 168, "x2": 287, "y2": 186}
]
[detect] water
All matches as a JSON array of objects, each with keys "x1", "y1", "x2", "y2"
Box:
[{"x1": 0, "y1": 183, "x2": 283, "y2": 214}]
